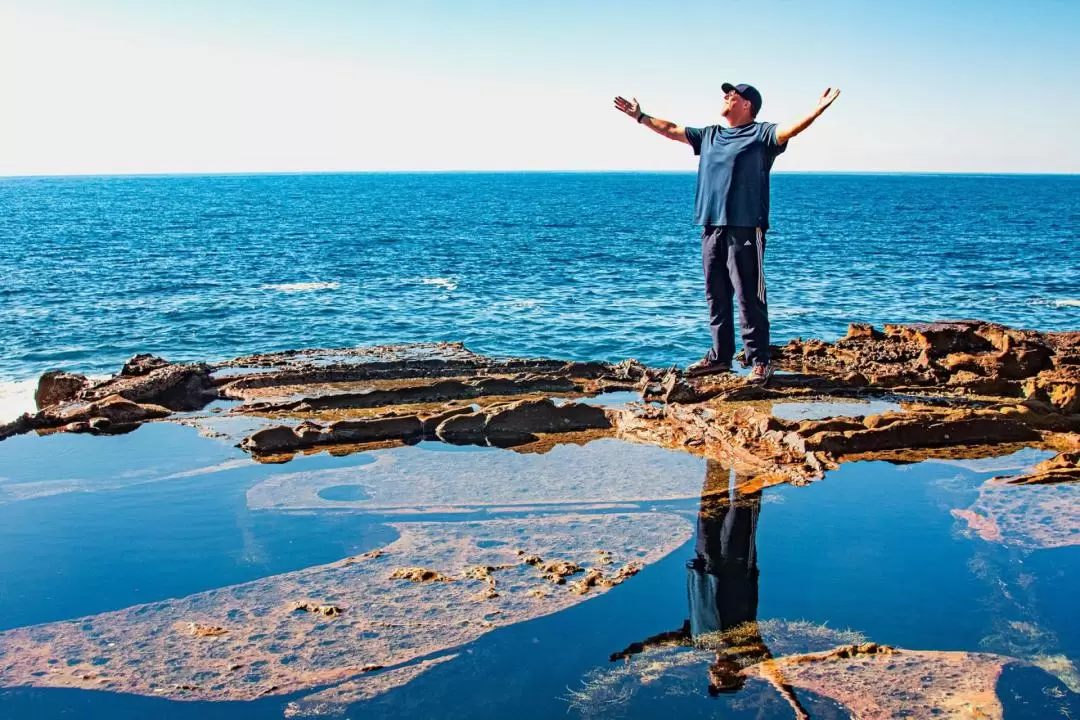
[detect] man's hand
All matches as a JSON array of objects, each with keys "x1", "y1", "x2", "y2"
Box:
[
  {"x1": 816, "y1": 87, "x2": 841, "y2": 114},
  {"x1": 613, "y1": 95, "x2": 643, "y2": 121},
  {"x1": 614, "y1": 97, "x2": 689, "y2": 144},
  {"x1": 776, "y1": 87, "x2": 841, "y2": 145}
]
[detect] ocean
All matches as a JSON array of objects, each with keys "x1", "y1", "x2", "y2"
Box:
[{"x1": 1, "y1": 172, "x2": 1078, "y2": 418}]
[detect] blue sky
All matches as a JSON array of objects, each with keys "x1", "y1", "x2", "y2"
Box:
[{"x1": 1, "y1": 0, "x2": 1078, "y2": 174}]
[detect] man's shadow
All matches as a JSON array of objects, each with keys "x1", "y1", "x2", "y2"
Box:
[{"x1": 610, "y1": 459, "x2": 807, "y2": 714}]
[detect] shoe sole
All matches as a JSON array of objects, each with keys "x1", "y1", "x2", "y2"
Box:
[{"x1": 685, "y1": 366, "x2": 733, "y2": 378}]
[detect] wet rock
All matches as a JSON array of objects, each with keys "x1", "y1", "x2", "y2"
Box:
[
  {"x1": 88, "y1": 417, "x2": 112, "y2": 433},
  {"x1": 388, "y1": 567, "x2": 455, "y2": 583},
  {"x1": 120, "y1": 354, "x2": 171, "y2": 377},
  {"x1": 240, "y1": 415, "x2": 424, "y2": 455},
  {"x1": 1023, "y1": 368, "x2": 1080, "y2": 414},
  {"x1": 484, "y1": 398, "x2": 611, "y2": 447},
  {"x1": 845, "y1": 323, "x2": 883, "y2": 340},
  {"x1": 420, "y1": 406, "x2": 475, "y2": 437},
  {"x1": 775, "y1": 321, "x2": 1077, "y2": 414},
  {"x1": 185, "y1": 623, "x2": 227, "y2": 638},
  {"x1": 0, "y1": 413, "x2": 33, "y2": 441},
  {"x1": 241, "y1": 426, "x2": 302, "y2": 454},
  {"x1": 434, "y1": 411, "x2": 487, "y2": 445},
  {"x1": 38, "y1": 395, "x2": 172, "y2": 429},
  {"x1": 744, "y1": 646, "x2": 1006, "y2": 720},
  {"x1": 290, "y1": 603, "x2": 343, "y2": 617},
  {"x1": 462, "y1": 565, "x2": 504, "y2": 585},
  {"x1": 534, "y1": 559, "x2": 583, "y2": 585},
  {"x1": 568, "y1": 569, "x2": 604, "y2": 595},
  {"x1": 433, "y1": 398, "x2": 611, "y2": 448},
  {"x1": 323, "y1": 416, "x2": 423, "y2": 444},
  {"x1": 83, "y1": 362, "x2": 215, "y2": 412},
  {"x1": 660, "y1": 372, "x2": 700, "y2": 404},
  {"x1": 34, "y1": 370, "x2": 90, "y2": 410},
  {"x1": 807, "y1": 414, "x2": 1043, "y2": 457}
]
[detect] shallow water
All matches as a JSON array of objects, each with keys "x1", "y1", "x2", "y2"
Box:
[{"x1": 1, "y1": 421, "x2": 1078, "y2": 718}]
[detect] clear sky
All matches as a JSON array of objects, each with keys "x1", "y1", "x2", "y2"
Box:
[{"x1": 1, "y1": 0, "x2": 1078, "y2": 175}]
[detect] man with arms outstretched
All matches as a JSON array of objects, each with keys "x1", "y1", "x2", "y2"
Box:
[{"x1": 614, "y1": 84, "x2": 840, "y2": 385}]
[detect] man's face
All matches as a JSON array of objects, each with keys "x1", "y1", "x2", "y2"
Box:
[{"x1": 721, "y1": 90, "x2": 751, "y2": 120}]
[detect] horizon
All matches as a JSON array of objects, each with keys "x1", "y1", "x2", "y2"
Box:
[
  {"x1": 2, "y1": 0, "x2": 1079, "y2": 176},
  {"x1": 4, "y1": 169, "x2": 1080, "y2": 181}
]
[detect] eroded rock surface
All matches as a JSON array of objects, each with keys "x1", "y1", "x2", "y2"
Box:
[
  {"x1": 774, "y1": 320, "x2": 1079, "y2": 411},
  {"x1": 34, "y1": 370, "x2": 91, "y2": 410},
  {"x1": 0, "y1": 513, "x2": 691, "y2": 702},
  {"x1": 744, "y1": 645, "x2": 1008, "y2": 719}
]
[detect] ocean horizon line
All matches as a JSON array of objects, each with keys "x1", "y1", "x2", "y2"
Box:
[{"x1": 2, "y1": 169, "x2": 1079, "y2": 181}]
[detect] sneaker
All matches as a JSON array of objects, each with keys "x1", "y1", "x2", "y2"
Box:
[
  {"x1": 686, "y1": 357, "x2": 733, "y2": 378},
  {"x1": 747, "y1": 363, "x2": 775, "y2": 386}
]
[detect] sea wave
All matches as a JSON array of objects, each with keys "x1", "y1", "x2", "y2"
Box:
[
  {"x1": 260, "y1": 282, "x2": 341, "y2": 293},
  {"x1": 1028, "y1": 298, "x2": 1080, "y2": 309},
  {"x1": 0, "y1": 379, "x2": 38, "y2": 423},
  {"x1": 420, "y1": 277, "x2": 459, "y2": 292}
]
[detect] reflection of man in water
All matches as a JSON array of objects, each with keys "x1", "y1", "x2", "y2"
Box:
[
  {"x1": 688, "y1": 459, "x2": 768, "y2": 693},
  {"x1": 611, "y1": 460, "x2": 806, "y2": 714}
]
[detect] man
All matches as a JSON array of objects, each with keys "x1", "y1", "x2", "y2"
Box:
[{"x1": 614, "y1": 84, "x2": 840, "y2": 385}]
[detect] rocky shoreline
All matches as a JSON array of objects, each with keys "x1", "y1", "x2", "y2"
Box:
[{"x1": 7, "y1": 320, "x2": 1078, "y2": 486}]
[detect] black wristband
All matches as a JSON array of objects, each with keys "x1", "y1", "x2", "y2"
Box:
[{"x1": 637, "y1": 112, "x2": 647, "y2": 124}]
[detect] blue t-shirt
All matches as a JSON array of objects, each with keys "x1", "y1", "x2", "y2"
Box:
[{"x1": 685, "y1": 122, "x2": 786, "y2": 229}]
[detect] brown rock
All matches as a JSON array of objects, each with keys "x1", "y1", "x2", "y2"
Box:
[
  {"x1": 534, "y1": 559, "x2": 583, "y2": 584},
  {"x1": 569, "y1": 569, "x2": 604, "y2": 595},
  {"x1": 241, "y1": 426, "x2": 302, "y2": 454},
  {"x1": 88, "y1": 417, "x2": 112, "y2": 433},
  {"x1": 185, "y1": 623, "x2": 227, "y2": 638},
  {"x1": 327, "y1": 415, "x2": 424, "y2": 444},
  {"x1": 34, "y1": 370, "x2": 90, "y2": 410},
  {"x1": 83, "y1": 362, "x2": 214, "y2": 412},
  {"x1": 120, "y1": 354, "x2": 171, "y2": 377},
  {"x1": 40, "y1": 395, "x2": 171, "y2": 429},
  {"x1": 809, "y1": 414, "x2": 1042, "y2": 456},
  {"x1": 0, "y1": 413, "x2": 33, "y2": 441},
  {"x1": 290, "y1": 602, "x2": 343, "y2": 617},
  {"x1": 434, "y1": 410, "x2": 488, "y2": 445},
  {"x1": 388, "y1": 567, "x2": 455, "y2": 583},
  {"x1": 484, "y1": 398, "x2": 611, "y2": 447},
  {"x1": 660, "y1": 372, "x2": 700, "y2": 404},
  {"x1": 421, "y1": 406, "x2": 476, "y2": 436},
  {"x1": 845, "y1": 323, "x2": 884, "y2": 340}
]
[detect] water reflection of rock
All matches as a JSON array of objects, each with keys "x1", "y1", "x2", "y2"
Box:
[
  {"x1": 954, "y1": 480, "x2": 1080, "y2": 551},
  {"x1": 246, "y1": 439, "x2": 706, "y2": 514},
  {"x1": 0, "y1": 512, "x2": 691, "y2": 705}
]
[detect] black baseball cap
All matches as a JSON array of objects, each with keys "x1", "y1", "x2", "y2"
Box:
[{"x1": 721, "y1": 82, "x2": 763, "y2": 116}]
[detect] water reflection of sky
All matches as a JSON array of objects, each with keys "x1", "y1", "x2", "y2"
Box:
[{"x1": 0, "y1": 422, "x2": 1077, "y2": 718}]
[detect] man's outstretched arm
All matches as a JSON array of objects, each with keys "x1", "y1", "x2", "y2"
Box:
[
  {"x1": 613, "y1": 95, "x2": 690, "y2": 145},
  {"x1": 776, "y1": 87, "x2": 841, "y2": 145}
]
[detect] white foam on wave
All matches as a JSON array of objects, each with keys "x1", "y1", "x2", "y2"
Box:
[
  {"x1": 260, "y1": 282, "x2": 340, "y2": 293},
  {"x1": 419, "y1": 277, "x2": 459, "y2": 292},
  {"x1": 0, "y1": 379, "x2": 39, "y2": 423},
  {"x1": 1029, "y1": 298, "x2": 1080, "y2": 309}
]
